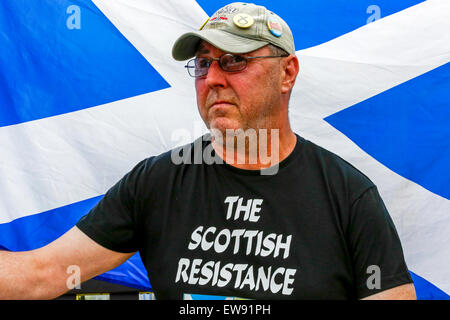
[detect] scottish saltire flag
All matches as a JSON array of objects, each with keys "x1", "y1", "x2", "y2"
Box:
[{"x1": 0, "y1": 0, "x2": 448, "y2": 299}]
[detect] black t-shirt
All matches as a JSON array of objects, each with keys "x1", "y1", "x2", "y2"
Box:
[{"x1": 76, "y1": 134, "x2": 412, "y2": 299}]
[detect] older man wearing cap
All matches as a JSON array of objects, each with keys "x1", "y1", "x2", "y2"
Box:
[{"x1": 0, "y1": 2, "x2": 415, "y2": 300}]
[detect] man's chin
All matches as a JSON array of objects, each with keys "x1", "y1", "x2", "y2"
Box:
[{"x1": 208, "y1": 118, "x2": 242, "y2": 135}]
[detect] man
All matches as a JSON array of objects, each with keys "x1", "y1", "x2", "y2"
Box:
[{"x1": 0, "y1": 2, "x2": 415, "y2": 300}]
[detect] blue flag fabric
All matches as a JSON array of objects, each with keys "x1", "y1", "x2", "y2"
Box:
[{"x1": 0, "y1": 0, "x2": 448, "y2": 299}]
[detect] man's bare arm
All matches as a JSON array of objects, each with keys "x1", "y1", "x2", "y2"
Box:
[
  {"x1": 362, "y1": 283, "x2": 417, "y2": 300},
  {"x1": 0, "y1": 226, "x2": 134, "y2": 299}
]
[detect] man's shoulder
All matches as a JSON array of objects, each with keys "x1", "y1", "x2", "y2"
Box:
[{"x1": 297, "y1": 135, "x2": 375, "y2": 191}]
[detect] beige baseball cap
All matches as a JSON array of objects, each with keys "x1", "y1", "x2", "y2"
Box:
[{"x1": 172, "y1": 2, "x2": 295, "y2": 61}]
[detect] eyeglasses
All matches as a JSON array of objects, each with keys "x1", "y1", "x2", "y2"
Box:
[{"x1": 185, "y1": 53, "x2": 289, "y2": 78}]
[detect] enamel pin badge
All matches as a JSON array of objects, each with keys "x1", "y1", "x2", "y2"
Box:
[
  {"x1": 267, "y1": 16, "x2": 283, "y2": 37},
  {"x1": 233, "y1": 13, "x2": 254, "y2": 28}
]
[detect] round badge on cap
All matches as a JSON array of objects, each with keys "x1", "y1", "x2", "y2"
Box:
[
  {"x1": 233, "y1": 13, "x2": 254, "y2": 28},
  {"x1": 267, "y1": 16, "x2": 283, "y2": 37}
]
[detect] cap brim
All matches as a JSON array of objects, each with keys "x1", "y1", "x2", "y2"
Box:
[{"x1": 172, "y1": 29, "x2": 269, "y2": 61}]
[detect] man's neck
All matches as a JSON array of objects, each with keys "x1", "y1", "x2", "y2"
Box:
[{"x1": 211, "y1": 127, "x2": 297, "y2": 171}]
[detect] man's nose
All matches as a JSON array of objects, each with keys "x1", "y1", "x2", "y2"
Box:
[{"x1": 205, "y1": 60, "x2": 227, "y2": 88}]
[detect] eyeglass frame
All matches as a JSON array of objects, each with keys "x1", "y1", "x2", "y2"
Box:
[{"x1": 184, "y1": 52, "x2": 290, "y2": 78}]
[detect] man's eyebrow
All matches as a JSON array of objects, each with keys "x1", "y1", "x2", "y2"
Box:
[
  {"x1": 196, "y1": 49, "x2": 210, "y2": 55},
  {"x1": 195, "y1": 42, "x2": 210, "y2": 55}
]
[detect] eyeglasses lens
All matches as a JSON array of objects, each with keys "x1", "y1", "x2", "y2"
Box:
[
  {"x1": 220, "y1": 54, "x2": 247, "y2": 72},
  {"x1": 193, "y1": 58, "x2": 208, "y2": 77},
  {"x1": 187, "y1": 54, "x2": 249, "y2": 77}
]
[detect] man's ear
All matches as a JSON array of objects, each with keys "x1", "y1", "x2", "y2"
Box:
[{"x1": 281, "y1": 55, "x2": 299, "y2": 94}]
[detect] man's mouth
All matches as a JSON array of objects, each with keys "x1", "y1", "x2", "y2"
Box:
[
  {"x1": 208, "y1": 102, "x2": 235, "y2": 118},
  {"x1": 210, "y1": 101, "x2": 234, "y2": 108}
]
